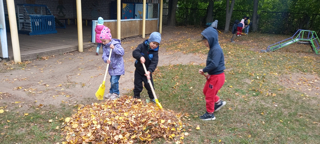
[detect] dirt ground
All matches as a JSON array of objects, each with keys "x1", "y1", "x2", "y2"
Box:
[{"x1": 0, "y1": 26, "x2": 206, "y2": 109}]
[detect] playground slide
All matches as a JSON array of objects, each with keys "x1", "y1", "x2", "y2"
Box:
[
  {"x1": 266, "y1": 39, "x2": 299, "y2": 52},
  {"x1": 262, "y1": 29, "x2": 320, "y2": 54}
]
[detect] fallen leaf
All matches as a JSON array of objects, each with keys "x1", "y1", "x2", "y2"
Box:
[
  {"x1": 0, "y1": 109, "x2": 4, "y2": 114},
  {"x1": 65, "y1": 117, "x2": 71, "y2": 122},
  {"x1": 196, "y1": 125, "x2": 200, "y2": 130},
  {"x1": 49, "y1": 119, "x2": 53, "y2": 123}
]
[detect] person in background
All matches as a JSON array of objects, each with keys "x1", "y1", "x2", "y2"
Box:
[
  {"x1": 231, "y1": 20, "x2": 239, "y2": 42},
  {"x1": 95, "y1": 17, "x2": 105, "y2": 55},
  {"x1": 244, "y1": 17, "x2": 250, "y2": 34}
]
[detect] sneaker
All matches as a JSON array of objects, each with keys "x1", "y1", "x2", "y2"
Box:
[
  {"x1": 214, "y1": 100, "x2": 226, "y2": 112},
  {"x1": 200, "y1": 112, "x2": 216, "y2": 121},
  {"x1": 104, "y1": 93, "x2": 112, "y2": 99},
  {"x1": 109, "y1": 93, "x2": 120, "y2": 100}
]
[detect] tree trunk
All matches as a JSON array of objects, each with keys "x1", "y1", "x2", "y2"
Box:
[
  {"x1": 252, "y1": 0, "x2": 259, "y2": 32},
  {"x1": 167, "y1": 0, "x2": 178, "y2": 26},
  {"x1": 206, "y1": 0, "x2": 214, "y2": 23},
  {"x1": 224, "y1": 0, "x2": 235, "y2": 33}
]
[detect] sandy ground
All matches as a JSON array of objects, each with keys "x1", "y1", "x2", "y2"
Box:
[{"x1": 0, "y1": 26, "x2": 206, "y2": 109}]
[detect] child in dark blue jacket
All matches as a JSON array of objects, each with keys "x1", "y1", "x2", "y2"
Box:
[
  {"x1": 132, "y1": 32, "x2": 161, "y2": 102},
  {"x1": 231, "y1": 20, "x2": 239, "y2": 42},
  {"x1": 199, "y1": 27, "x2": 227, "y2": 121}
]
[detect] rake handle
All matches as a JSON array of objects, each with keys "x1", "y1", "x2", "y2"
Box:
[
  {"x1": 142, "y1": 63, "x2": 158, "y2": 100},
  {"x1": 102, "y1": 49, "x2": 113, "y2": 82}
]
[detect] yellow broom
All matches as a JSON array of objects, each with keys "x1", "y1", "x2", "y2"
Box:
[
  {"x1": 142, "y1": 63, "x2": 163, "y2": 109},
  {"x1": 95, "y1": 49, "x2": 113, "y2": 100}
]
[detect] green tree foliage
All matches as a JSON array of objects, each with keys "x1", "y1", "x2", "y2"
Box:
[{"x1": 173, "y1": 0, "x2": 320, "y2": 34}]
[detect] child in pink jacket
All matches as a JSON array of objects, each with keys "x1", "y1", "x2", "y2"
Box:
[{"x1": 95, "y1": 17, "x2": 105, "y2": 55}]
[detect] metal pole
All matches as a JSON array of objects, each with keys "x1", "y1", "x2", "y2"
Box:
[
  {"x1": 6, "y1": 0, "x2": 21, "y2": 62},
  {"x1": 76, "y1": 0, "x2": 83, "y2": 52}
]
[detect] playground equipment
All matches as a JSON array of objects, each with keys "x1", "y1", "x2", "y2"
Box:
[
  {"x1": 262, "y1": 29, "x2": 320, "y2": 54},
  {"x1": 17, "y1": 4, "x2": 58, "y2": 35}
]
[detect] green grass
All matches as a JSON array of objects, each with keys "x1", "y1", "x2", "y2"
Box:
[
  {"x1": 1, "y1": 30, "x2": 320, "y2": 143},
  {"x1": 0, "y1": 104, "x2": 75, "y2": 144},
  {"x1": 131, "y1": 32, "x2": 320, "y2": 143}
]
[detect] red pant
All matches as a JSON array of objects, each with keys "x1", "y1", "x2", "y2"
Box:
[
  {"x1": 237, "y1": 27, "x2": 243, "y2": 35},
  {"x1": 203, "y1": 73, "x2": 225, "y2": 113}
]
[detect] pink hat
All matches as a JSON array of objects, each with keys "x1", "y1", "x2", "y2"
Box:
[{"x1": 99, "y1": 26, "x2": 112, "y2": 40}]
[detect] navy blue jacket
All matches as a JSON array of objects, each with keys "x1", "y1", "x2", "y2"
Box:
[
  {"x1": 232, "y1": 20, "x2": 239, "y2": 34},
  {"x1": 237, "y1": 23, "x2": 243, "y2": 28},
  {"x1": 132, "y1": 40, "x2": 159, "y2": 74},
  {"x1": 201, "y1": 27, "x2": 225, "y2": 75}
]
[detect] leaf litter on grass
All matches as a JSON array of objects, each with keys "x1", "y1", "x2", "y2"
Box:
[{"x1": 62, "y1": 95, "x2": 186, "y2": 143}]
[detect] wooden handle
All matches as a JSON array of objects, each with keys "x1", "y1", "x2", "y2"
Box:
[
  {"x1": 102, "y1": 49, "x2": 113, "y2": 83},
  {"x1": 142, "y1": 63, "x2": 158, "y2": 100}
]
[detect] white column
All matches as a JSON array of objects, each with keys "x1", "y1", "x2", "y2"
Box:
[
  {"x1": 117, "y1": 0, "x2": 121, "y2": 39},
  {"x1": 76, "y1": 0, "x2": 83, "y2": 52},
  {"x1": 0, "y1": 0, "x2": 8, "y2": 59},
  {"x1": 142, "y1": 0, "x2": 146, "y2": 38},
  {"x1": 6, "y1": 0, "x2": 21, "y2": 62},
  {"x1": 159, "y1": 0, "x2": 163, "y2": 34}
]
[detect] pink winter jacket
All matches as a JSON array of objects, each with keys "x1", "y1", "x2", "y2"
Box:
[
  {"x1": 240, "y1": 19, "x2": 245, "y2": 28},
  {"x1": 95, "y1": 25, "x2": 105, "y2": 43}
]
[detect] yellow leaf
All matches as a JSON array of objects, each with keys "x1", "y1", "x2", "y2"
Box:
[
  {"x1": 72, "y1": 124, "x2": 78, "y2": 128},
  {"x1": 248, "y1": 135, "x2": 251, "y2": 138},
  {"x1": 65, "y1": 117, "x2": 71, "y2": 123},
  {"x1": 0, "y1": 109, "x2": 4, "y2": 114},
  {"x1": 15, "y1": 101, "x2": 21, "y2": 104},
  {"x1": 7, "y1": 120, "x2": 10, "y2": 123},
  {"x1": 48, "y1": 119, "x2": 53, "y2": 123},
  {"x1": 55, "y1": 126, "x2": 59, "y2": 129},
  {"x1": 229, "y1": 85, "x2": 233, "y2": 88},
  {"x1": 161, "y1": 120, "x2": 165, "y2": 123},
  {"x1": 124, "y1": 112, "x2": 128, "y2": 116},
  {"x1": 219, "y1": 139, "x2": 222, "y2": 142},
  {"x1": 131, "y1": 135, "x2": 136, "y2": 139},
  {"x1": 24, "y1": 113, "x2": 29, "y2": 116},
  {"x1": 93, "y1": 120, "x2": 97, "y2": 125},
  {"x1": 196, "y1": 125, "x2": 200, "y2": 130}
]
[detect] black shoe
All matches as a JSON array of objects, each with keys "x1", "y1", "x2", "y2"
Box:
[
  {"x1": 133, "y1": 96, "x2": 140, "y2": 99},
  {"x1": 214, "y1": 100, "x2": 226, "y2": 112},
  {"x1": 200, "y1": 112, "x2": 216, "y2": 121}
]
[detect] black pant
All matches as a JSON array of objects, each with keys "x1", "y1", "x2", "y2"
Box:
[
  {"x1": 231, "y1": 33, "x2": 236, "y2": 42},
  {"x1": 133, "y1": 70, "x2": 154, "y2": 99}
]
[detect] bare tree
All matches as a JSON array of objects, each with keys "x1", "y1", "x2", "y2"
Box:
[
  {"x1": 224, "y1": 0, "x2": 235, "y2": 33},
  {"x1": 252, "y1": 0, "x2": 259, "y2": 32},
  {"x1": 168, "y1": 0, "x2": 178, "y2": 26},
  {"x1": 205, "y1": 0, "x2": 214, "y2": 24}
]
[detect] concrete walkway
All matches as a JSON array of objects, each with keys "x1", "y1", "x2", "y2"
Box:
[{"x1": 1, "y1": 25, "x2": 94, "y2": 61}]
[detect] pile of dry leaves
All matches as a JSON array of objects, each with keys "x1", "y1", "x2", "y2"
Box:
[{"x1": 62, "y1": 95, "x2": 186, "y2": 143}]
